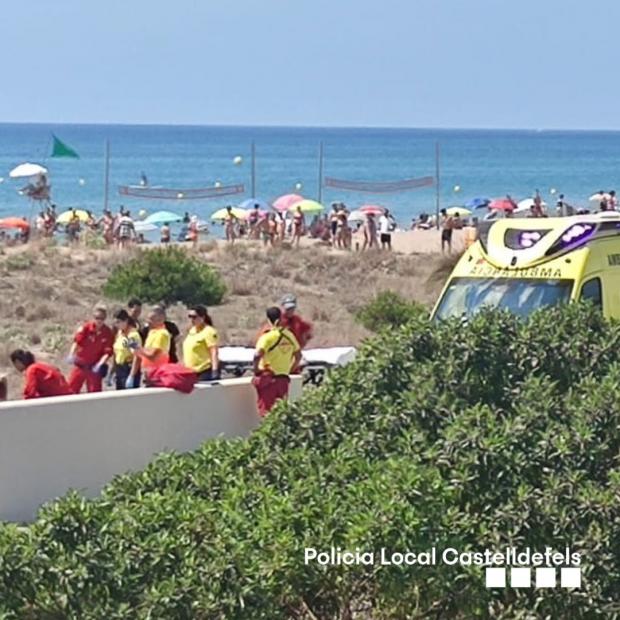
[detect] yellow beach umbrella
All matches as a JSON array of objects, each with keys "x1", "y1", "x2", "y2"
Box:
[
  {"x1": 210, "y1": 207, "x2": 248, "y2": 220},
  {"x1": 57, "y1": 209, "x2": 90, "y2": 223},
  {"x1": 446, "y1": 207, "x2": 472, "y2": 217},
  {"x1": 288, "y1": 199, "x2": 324, "y2": 213}
]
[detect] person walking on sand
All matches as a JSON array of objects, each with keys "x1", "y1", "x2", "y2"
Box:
[
  {"x1": 248, "y1": 204, "x2": 260, "y2": 239},
  {"x1": 329, "y1": 203, "x2": 340, "y2": 246},
  {"x1": 252, "y1": 306, "x2": 301, "y2": 416},
  {"x1": 362, "y1": 213, "x2": 378, "y2": 250},
  {"x1": 440, "y1": 208, "x2": 454, "y2": 253},
  {"x1": 183, "y1": 305, "x2": 220, "y2": 381},
  {"x1": 116, "y1": 210, "x2": 136, "y2": 250},
  {"x1": 292, "y1": 205, "x2": 305, "y2": 247},
  {"x1": 67, "y1": 305, "x2": 114, "y2": 394},
  {"x1": 277, "y1": 211, "x2": 287, "y2": 242},
  {"x1": 378, "y1": 209, "x2": 394, "y2": 250},
  {"x1": 10, "y1": 350, "x2": 72, "y2": 400},
  {"x1": 224, "y1": 206, "x2": 238, "y2": 243}
]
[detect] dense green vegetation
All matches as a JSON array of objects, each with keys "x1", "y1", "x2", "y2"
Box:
[
  {"x1": 354, "y1": 290, "x2": 428, "y2": 332},
  {"x1": 103, "y1": 246, "x2": 226, "y2": 307},
  {"x1": 1, "y1": 305, "x2": 619, "y2": 618}
]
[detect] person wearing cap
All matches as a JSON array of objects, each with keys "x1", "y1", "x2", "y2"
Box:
[
  {"x1": 67, "y1": 305, "x2": 114, "y2": 393},
  {"x1": 252, "y1": 306, "x2": 301, "y2": 416},
  {"x1": 280, "y1": 294, "x2": 313, "y2": 349}
]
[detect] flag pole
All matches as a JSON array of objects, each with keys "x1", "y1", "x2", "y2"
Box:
[
  {"x1": 435, "y1": 141, "x2": 441, "y2": 229},
  {"x1": 103, "y1": 139, "x2": 110, "y2": 213},
  {"x1": 251, "y1": 141, "x2": 256, "y2": 198},
  {"x1": 318, "y1": 141, "x2": 324, "y2": 203}
]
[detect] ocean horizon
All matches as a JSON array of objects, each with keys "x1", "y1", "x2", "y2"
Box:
[{"x1": 2, "y1": 123, "x2": 620, "y2": 225}]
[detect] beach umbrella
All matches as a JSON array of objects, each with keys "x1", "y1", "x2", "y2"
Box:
[
  {"x1": 134, "y1": 221, "x2": 158, "y2": 233},
  {"x1": 144, "y1": 210, "x2": 183, "y2": 224},
  {"x1": 210, "y1": 207, "x2": 248, "y2": 220},
  {"x1": 239, "y1": 198, "x2": 271, "y2": 211},
  {"x1": 288, "y1": 199, "x2": 324, "y2": 213},
  {"x1": 446, "y1": 207, "x2": 472, "y2": 217},
  {"x1": 465, "y1": 197, "x2": 490, "y2": 209},
  {"x1": 347, "y1": 210, "x2": 366, "y2": 223},
  {"x1": 57, "y1": 209, "x2": 90, "y2": 223},
  {"x1": 273, "y1": 193, "x2": 303, "y2": 212},
  {"x1": 359, "y1": 205, "x2": 386, "y2": 216},
  {"x1": 0, "y1": 217, "x2": 29, "y2": 230},
  {"x1": 589, "y1": 192, "x2": 611, "y2": 203},
  {"x1": 489, "y1": 198, "x2": 517, "y2": 212},
  {"x1": 9, "y1": 162, "x2": 48, "y2": 178},
  {"x1": 516, "y1": 198, "x2": 548, "y2": 212}
]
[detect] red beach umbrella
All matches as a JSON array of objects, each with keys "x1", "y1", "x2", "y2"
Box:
[
  {"x1": 0, "y1": 217, "x2": 29, "y2": 230},
  {"x1": 359, "y1": 205, "x2": 386, "y2": 216},
  {"x1": 489, "y1": 198, "x2": 517, "y2": 212}
]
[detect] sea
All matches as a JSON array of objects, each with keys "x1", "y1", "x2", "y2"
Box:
[{"x1": 1, "y1": 124, "x2": 620, "y2": 227}]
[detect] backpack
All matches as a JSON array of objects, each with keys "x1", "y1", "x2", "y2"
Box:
[{"x1": 146, "y1": 363, "x2": 197, "y2": 393}]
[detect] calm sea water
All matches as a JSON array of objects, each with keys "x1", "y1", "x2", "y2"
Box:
[{"x1": 1, "y1": 124, "x2": 620, "y2": 225}]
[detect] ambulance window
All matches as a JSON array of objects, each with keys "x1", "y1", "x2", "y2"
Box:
[{"x1": 580, "y1": 278, "x2": 602, "y2": 308}]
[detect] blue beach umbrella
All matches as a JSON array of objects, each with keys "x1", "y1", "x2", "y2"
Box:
[
  {"x1": 239, "y1": 198, "x2": 271, "y2": 211},
  {"x1": 465, "y1": 197, "x2": 491, "y2": 209},
  {"x1": 144, "y1": 210, "x2": 183, "y2": 224}
]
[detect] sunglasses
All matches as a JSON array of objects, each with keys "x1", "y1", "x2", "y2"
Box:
[
  {"x1": 94, "y1": 315, "x2": 106, "y2": 321},
  {"x1": 187, "y1": 314, "x2": 198, "y2": 319}
]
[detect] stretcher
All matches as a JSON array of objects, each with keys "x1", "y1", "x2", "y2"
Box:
[{"x1": 218, "y1": 346, "x2": 357, "y2": 385}]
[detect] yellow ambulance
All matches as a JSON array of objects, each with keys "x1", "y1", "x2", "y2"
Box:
[{"x1": 432, "y1": 213, "x2": 620, "y2": 320}]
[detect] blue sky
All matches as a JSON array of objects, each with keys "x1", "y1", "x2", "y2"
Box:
[{"x1": 1, "y1": 0, "x2": 617, "y2": 129}]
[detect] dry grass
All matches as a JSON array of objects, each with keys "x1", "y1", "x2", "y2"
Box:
[{"x1": 0, "y1": 242, "x2": 452, "y2": 399}]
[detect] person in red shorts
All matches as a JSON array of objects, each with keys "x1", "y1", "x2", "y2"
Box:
[
  {"x1": 67, "y1": 305, "x2": 114, "y2": 393},
  {"x1": 252, "y1": 306, "x2": 301, "y2": 416},
  {"x1": 10, "y1": 349, "x2": 72, "y2": 399}
]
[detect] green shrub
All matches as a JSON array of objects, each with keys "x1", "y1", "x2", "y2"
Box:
[
  {"x1": 103, "y1": 246, "x2": 226, "y2": 307},
  {"x1": 1, "y1": 304, "x2": 620, "y2": 618},
  {"x1": 355, "y1": 290, "x2": 428, "y2": 331}
]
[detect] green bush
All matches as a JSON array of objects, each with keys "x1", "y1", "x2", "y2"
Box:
[
  {"x1": 355, "y1": 290, "x2": 428, "y2": 331},
  {"x1": 103, "y1": 246, "x2": 226, "y2": 307},
  {"x1": 1, "y1": 304, "x2": 620, "y2": 618}
]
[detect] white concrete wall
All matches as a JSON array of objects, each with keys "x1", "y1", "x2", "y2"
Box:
[{"x1": 0, "y1": 377, "x2": 302, "y2": 523}]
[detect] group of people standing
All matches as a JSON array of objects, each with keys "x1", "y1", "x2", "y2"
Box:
[{"x1": 7, "y1": 294, "x2": 313, "y2": 416}]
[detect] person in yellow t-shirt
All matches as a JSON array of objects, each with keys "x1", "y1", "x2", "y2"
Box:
[
  {"x1": 134, "y1": 306, "x2": 171, "y2": 372},
  {"x1": 183, "y1": 305, "x2": 220, "y2": 381},
  {"x1": 252, "y1": 306, "x2": 301, "y2": 416},
  {"x1": 110, "y1": 309, "x2": 142, "y2": 390}
]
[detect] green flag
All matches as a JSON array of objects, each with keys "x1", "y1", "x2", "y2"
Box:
[{"x1": 51, "y1": 134, "x2": 79, "y2": 158}]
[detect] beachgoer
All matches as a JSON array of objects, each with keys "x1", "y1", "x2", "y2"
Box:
[
  {"x1": 183, "y1": 305, "x2": 220, "y2": 381},
  {"x1": 188, "y1": 215, "x2": 199, "y2": 248},
  {"x1": 140, "y1": 172, "x2": 148, "y2": 187},
  {"x1": 183, "y1": 212, "x2": 190, "y2": 224},
  {"x1": 252, "y1": 306, "x2": 301, "y2": 416},
  {"x1": 224, "y1": 206, "x2": 237, "y2": 243},
  {"x1": 101, "y1": 210, "x2": 114, "y2": 244},
  {"x1": 248, "y1": 205, "x2": 260, "y2": 239},
  {"x1": 117, "y1": 211, "x2": 136, "y2": 249},
  {"x1": 533, "y1": 189, "x2": 544, "y2": 217},
  {"x1": 292, "y1": 205, "x2": 305, "y2": 247},
  {"x1": 66, "y1": 209, "x2": 81, "y2": 243},
  {"x1": 161, "y1": 222, "x2": 171, "y2": 244},
  {"x1": 267, "y1": 213, "x2": 277, "y2": 247},
  {"x1": 67, "y1": 305, "x2": 114, "y2": 393},
  {"x1": 135, "y1": 306, "x2": 171, "y2": 372},
  {"x1": 362, "y1": 213, "x2": 378, "y2": 250},
  {"x1": 35, "y1": 212, "x2": 46, "y2": 236},
  {"x1": 10, "y1": 349, "x2": 72, "y2": 400},
  {"x1": 110, "y1": 309, "x2": 142, "y2": 390},
  {"x1": 378, "y1": 209, "x2": 393, "y2": 250},
  {"x1": 440, "y1": 208, "x2": 454, "y2": 253},
  {"x1": 277, "y1": 212, "x2": 287, "y2": 242},
  {"x1": 609, "y1": 190, "x2": 617, "y2": 211},
  {"x1": 329, "y1": 203, "x2": 340, "y2": 245}
]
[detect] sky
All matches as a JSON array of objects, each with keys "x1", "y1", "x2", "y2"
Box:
[{"x1": 1, "y1": 0, "x2": 619, "y2": 129}]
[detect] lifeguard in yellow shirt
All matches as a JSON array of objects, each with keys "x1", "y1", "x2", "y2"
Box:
[{"x1": 183, "y1": 305, "x2": 220, "y2": 381}]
